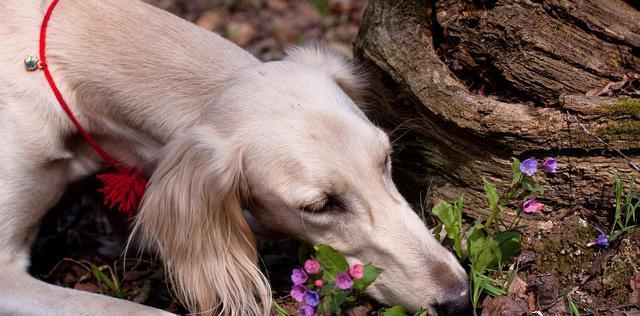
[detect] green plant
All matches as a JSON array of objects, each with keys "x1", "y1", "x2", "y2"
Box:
[
  {"x1": 431, "y1": 157, "x2": 554, "y2": 314},
  {"x1": 64, "y1": 259, "x2": 125, "y2": 299},
  {"x1": 378, "y1": 305, "x2": 428, "y2": 316},
  {"x1": 609, "y1": 174, "x2": 639, "y2": 241},
  {"x1": 566, "y1": 294, "x2": 581, "y2": 316},
  {"x1": 89, "y1": 262, "x2": 125, "y2": 299},
  {"x1": 565, "y1": 293, "x2": 594, "y2": 316},
  {"x1": 272, "y1": 299, "x2": 289, "y2": 316},
  {"x1": 309, "y1": 0, "x2": 329, "y2": 17}
]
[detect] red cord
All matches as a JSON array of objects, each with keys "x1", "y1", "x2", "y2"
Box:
[
  {"x1": 39, "y1": 0, "x2": 121, "y2": 171},
  {"x1": 39, "y1": 0, "x2": 146, "y2": 215}
]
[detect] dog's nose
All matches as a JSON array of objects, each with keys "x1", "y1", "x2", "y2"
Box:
[{"x1": 433, "y1": 284, "x2": 471, "y2": 316}]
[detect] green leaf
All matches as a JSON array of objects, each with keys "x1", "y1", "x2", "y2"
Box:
[
  {"x1": 333, "y1": 290, "x2": 348, "y2": 310},
  {"x1": 483, "y1": 178, "x2": 500, "y2": 211},
  {"x1": 272, "y1": 300, "x2": 289, "y2": 316},
  {"x1": 432, "y1": 201, "x2": 455, "y2": 231},
  {"x1": 469, "y1": 235, "x2": 501, "y2": 273},
  {"x1": 314, "y1": 244, "x2": 349, "y2": 277},
  {"x1": 298, "y1": 243, "x2": 314, "y2": 265},
  {"x1": 319, "y1": 282, "x2": 337, "y2": 296},
  {"x1": 432, "y1": 224, "x2": 443, "y2": 242},
  {"x1": 512, "y1": 158, "x2": 522, "y2": 185},
  {"x1": 378, "y1": 305, "x2": 409, "y2": 316},
  {"x1": 466, "y1": 221, "x2": 485, "y2": 243},
  {"x1": 522, "y1": 177, "x2": 545, "y2": 193},
  {"x1": 353, "y1": 264, "x2": 382, "y2": 292},
  {"x1": 319, "y1": 293, "x2": 333, "y2": 313},
  {"x1": 493, "y1": 230, "x2": 522, "y2": 264},
  {"x1": 432, "y1": 199, "x2": 464, "y2": 259}
]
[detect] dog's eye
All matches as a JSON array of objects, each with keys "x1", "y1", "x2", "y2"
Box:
[
  {"x1": 302, "y1": 195, "x2": 344, "y2": 212},
  {"x1": 381, "y1": 154, "x2": 391, "y2": 174}
]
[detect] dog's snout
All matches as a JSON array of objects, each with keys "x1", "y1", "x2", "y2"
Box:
[
  {"x1": 433, "y1": 284, "x2": 471, "y2": 316},
  {"x1": 428, "y1": 261, "x2": 470, "y2": 315}
]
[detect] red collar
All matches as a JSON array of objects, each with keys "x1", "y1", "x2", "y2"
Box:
[{"x1": 31, "y1": 0, "x2": 146, "y2": 216}]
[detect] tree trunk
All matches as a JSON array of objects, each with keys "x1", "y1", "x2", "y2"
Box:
[{"x1": 355, "y1": 0, "x2": 640, "y2": 222}]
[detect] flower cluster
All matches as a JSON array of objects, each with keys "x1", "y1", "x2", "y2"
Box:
[
  {"x1": 520, "y1": 157, "x2": 557, "y2": 176},
  {"x1": 290, "y1": 259, "x2": 366, "y2": 316},
  {"x1": 520, "y1": 157, "x2": 557, "y2": 214}
]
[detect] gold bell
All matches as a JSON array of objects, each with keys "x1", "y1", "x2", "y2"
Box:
[{"x1": 24, "y1": 55, "x2": 41, "y2": 71}]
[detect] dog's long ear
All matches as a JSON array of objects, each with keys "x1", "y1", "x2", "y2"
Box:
[
  {"x1": 285, "y1": 45, "x2": 366, "y2": 103},
  {"x1": 131, "y1": 127, "x2": 270, "y2": 315}
]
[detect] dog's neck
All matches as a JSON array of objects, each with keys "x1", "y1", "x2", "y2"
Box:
[{"x1": 46, "y1": 0, "x2": 259, "y2": 144}]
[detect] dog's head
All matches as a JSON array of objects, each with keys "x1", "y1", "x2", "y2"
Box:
[{"x1": 134, "y1": 46, "x2": 469, "y2": 315}]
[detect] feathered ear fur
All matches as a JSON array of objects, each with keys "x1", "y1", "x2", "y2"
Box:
[
  {"x1": 285, "y1": 45, "x2": 366, "y2": 103},
  {"x1": 131, "y1": 126, "x2": 270, "y2": 316}
]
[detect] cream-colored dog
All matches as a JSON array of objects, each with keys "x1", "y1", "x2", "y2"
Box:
[{"x1": 0, "y1": 0, "x2": 469, "y2": 315}]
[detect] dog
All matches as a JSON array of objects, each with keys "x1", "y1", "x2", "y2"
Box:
[{"x1": 0, "y1": 0, "x2": 470, "y2": 315}]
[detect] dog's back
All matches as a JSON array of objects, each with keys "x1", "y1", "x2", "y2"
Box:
[{"x1": 0, "y1": 1, "x2": 257, "y2": 315}]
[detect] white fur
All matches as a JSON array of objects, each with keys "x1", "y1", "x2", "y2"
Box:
[{"x1": 0, "y1": 0, "x2": 468, "y2": 315}]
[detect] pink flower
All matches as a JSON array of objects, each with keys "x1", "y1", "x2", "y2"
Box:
[
  {"x1": 523, "y1": 199, "x2": 544, "y2": 213},
  {"x1": 304, "y1": 259, "x2": 321, "y2": 275},
  {"x1": 291, "y1": 268, "x2": 308, "y2": 285},
  {"x1": 291, "y1": 284, "x2": 307, "y2": 302},
  {"x1": 335, "y1": 271, "x2": 353, "y2": 290},
  {"x1": 314, "y1": 279, "x2": 323, "y2": 288},
  {"x1": 348, "y1": 264, "x2": 364, "y2": 279}
]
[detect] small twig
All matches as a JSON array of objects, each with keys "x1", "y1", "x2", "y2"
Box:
[{"x1": 566, "y1": 112, "x2": 640, "y2": 172}]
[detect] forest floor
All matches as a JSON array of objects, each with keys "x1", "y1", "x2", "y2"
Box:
[{"x1": 29, "y1": 1, "x2": 639, "y2": 315}]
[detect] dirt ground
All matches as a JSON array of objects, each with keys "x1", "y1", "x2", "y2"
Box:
[{"x1": 29, "y1": 1, "x2": 639, "y2": 315}]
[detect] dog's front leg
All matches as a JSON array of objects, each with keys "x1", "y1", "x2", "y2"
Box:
[
  {"x1": 0, "y1": 145, "x2": 174, "y2": 316},
  {"x1": 0, "y1": 268, "x2": 177, "y2": 316}
]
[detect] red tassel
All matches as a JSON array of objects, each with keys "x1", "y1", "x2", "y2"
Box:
[
  {"x1": 39, "y1": 0, "x2": 147, "y2": 216},
  {"x1": 97, "y1": 168, "x2": 147, "y2": 216}
]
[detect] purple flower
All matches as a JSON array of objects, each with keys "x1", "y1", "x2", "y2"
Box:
[
  {"x1": 291, "y1": 284, "x2": 307, "y2": 302},
  {"x1": 542, "y1": 157, "x2": 557, "y2": 173},
  {"x1": 300, "y1": 304, "x2": 317, "y2": 316},
  {"x1": 335, "y1": 271, "x2": 353, "y2": 290},
  {"x1": 520, "y1": 158, "x2": 538, "y2": 176},
  {"x1": 304, "y1": 259, "x2": 321, "y2": 275},
  {"x1": 303, "y1": 290, "x2": 320, "y2": 307},
  {"x1": 596, "y1": 233, "x2": 609, "y2": 248},
  {"x1": 522, "y1": 199, "x2": 544, "y2": 213},
  {"x1": 291, "y1": 268, "x2": 308, "y2": 285}
]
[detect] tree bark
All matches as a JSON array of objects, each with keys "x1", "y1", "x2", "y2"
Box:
[{"x1": 355, "y1": 0, "x2": 640, "y2": 222}]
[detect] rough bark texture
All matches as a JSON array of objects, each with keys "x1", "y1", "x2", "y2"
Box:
[{"x1": 355, "y1": 0, "x2": 640, "y2": 222}]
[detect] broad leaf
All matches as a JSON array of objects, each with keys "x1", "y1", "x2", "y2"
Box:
[
  {"x1": 379, "y1": 305, "x2": 409, "y2": 316},
  {"x1": 483, "y1": 178, "x2": 500, "y2": 211},
  {"x1": 353, "y1": 264, "x2": 382, "y2": 292},
  {"x1": 432, "y1": 201, "x2": 455, "y2": 233},
  {"x1": 314, "y1": 244, "x2": 348, "y2": 277},
  {"x1": 512, "y1": 158, "x2": 522, "y2": 185},
  {"x1": 333, "y1": 290, "x2": 348, "y2": 311},
  {"x1": 297, "y1": 243, "x2": 314, "y2": 265},
  {"x1": 493, "y1": 230, "x2": 522, "y2": 264},
  {"x1": 319, "y1": 293, "x2": 334, "y2": 313},
  {"x1": 522, "y1": 177, "x2": 545, "y2": 193},
  {"x1": 432, "y1": 199, "x2": 464, "y2": 259},
  {"x1": 469, "y1": 235, "x2": 501, "y2": 273}
]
